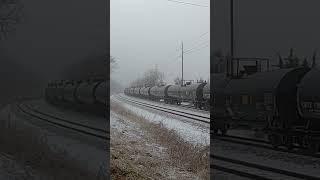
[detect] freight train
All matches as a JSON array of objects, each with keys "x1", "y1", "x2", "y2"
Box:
[
  {"x1": 45, "y1": 78, "x2": 107, "y2": 116},
  {"x1": 212, "y1": 57, "x2": 320, "y2": 153},
  {"x1": 124, "y1": 82, "x2": 210, "y2": 110},
  {"x1": 125, "y1": 57, "x2": 320, "y2": 153}
]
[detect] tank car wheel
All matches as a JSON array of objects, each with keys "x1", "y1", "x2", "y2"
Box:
[
  {"x1": 268, "y1": 134, "x2": 282, "y2": 148},
  {"x1": 220, "y1": 128, "x2": 227, "y2": 135},
  {"x1": 284, "y1": 136, "x2": 294, "y2": 151},
  {"x1": 308, "y1": 143, "x2": 319, "y2": 154}
]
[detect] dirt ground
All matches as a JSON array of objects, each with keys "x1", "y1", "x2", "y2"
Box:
[{"x1": 110, "y1": 101, "x2": 209, "y2": 180}]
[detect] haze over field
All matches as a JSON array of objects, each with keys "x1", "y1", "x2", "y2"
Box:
[
  {"x1": 213, "y1": 0, "x2": 320, "y2": 65},
  {"x1": 0, "y1": 0, "x2": 107, "y2": 103},
  {"x1": 111, "y1": 0, "x2": 210, "y2": 87}
]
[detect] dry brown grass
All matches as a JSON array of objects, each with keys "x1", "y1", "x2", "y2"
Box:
[
  {"x1": 0, "y1": 110, "x2": 108, "y2": 179},
  {"x1": 111, "y1": 101, "x2": 209, "y2": 179},
  {"x1": 110, "y1": 150, "x2": 149, "y2": 180}
]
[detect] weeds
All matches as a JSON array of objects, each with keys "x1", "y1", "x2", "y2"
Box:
[
  {"x1": 0, "y1": 109, "x2": 108, "y2": 179},
  {"x1": 111, "y1": 101, "x2": 209, "y2": 179}
]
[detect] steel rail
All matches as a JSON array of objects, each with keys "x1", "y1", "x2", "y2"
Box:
[
  {"x1": 211, "y1": 155, "x2": 320, "y2": 180},
  {"x1": 116, "y1": 95, "x2": 210, "y2": 124},
  {"x1": 119, "y1": 95, "x2": 320, "y2": 158},
  {"x1": 17, "y1": 103, "x2": 109, "y2": 140},
  {"x1": 120, "y1": 95, "x2": 210, "y2": 119}
]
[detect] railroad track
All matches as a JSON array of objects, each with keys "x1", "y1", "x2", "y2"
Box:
[
  {"x1": 116, "y1": 95, "x2": 210, "y2": 124},
  {"x1": 119, "y1": 95, "x2": 209, "y2": 119},
  {"x1": 116, "y1": 95, "x2": 320, "y2": 179},
  {"x1": 17, "y1": 103, "x2": 109, "y2": 140},
  {"x1": 117, "y1": 95, "x2": 320, "y2": 159},
  {"x1": 213, "y1": 134, "x2": 320, "y2": 158},
  {"x1": 124, "y1": 94, "x2": 209, "y2": 113},
  {"x1": 117, "y1": 96, "x2": 280, "y2": 145},
  {"x1": 211, "y1": 154, "x2": 320, "y2": 180},
  {"x1": 117, "y1": 96, "x2": 270, "y2": 143}
]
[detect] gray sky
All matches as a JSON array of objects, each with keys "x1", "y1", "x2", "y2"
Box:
[
  {"x1": 213, "y1": 0, "x2": 320, "y2": 65},
  {"x1": 1, "y1": 0, "x2": 106, "y2": 80},
  {"x1": 111, "y1": 0, "x2": 210, "y2": 86}
]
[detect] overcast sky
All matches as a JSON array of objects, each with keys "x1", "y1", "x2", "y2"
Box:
[
  {"x1": 111, "y1": 0, "x2": 210, "y2": 87},
  {"x1": 1, "y1": 0, "x2": 106, "y2": 80},
  {"x1": 213, "y1": 0, "x2": 320, "y2": 65}
]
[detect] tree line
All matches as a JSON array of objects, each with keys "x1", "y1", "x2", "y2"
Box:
[{"x1": 130, "y1": 67, "x2": 165, "y2": 88}]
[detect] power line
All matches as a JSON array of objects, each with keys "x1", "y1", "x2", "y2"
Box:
[
  {"x1": 184, "y1": 40, "x2": 209, "y2": 53},
  {"x1": 184, "y1": 43, "x2": 209, "y2": 55},
  {"x1": 187, "y1": 31, "x2": 209, "y2": 46},
  {"x1": 167, "y1": 0, "x2": 209, "y2": 8}
]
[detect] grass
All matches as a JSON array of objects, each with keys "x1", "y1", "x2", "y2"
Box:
[
  {"x1": 111, "y1": 101, "x2": 209, "y2": 179},
  {"x1": 0, "y1": 109, "x2": 108, "y2": 179}
]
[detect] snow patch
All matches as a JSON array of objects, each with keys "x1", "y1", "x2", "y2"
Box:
[{"x1": 112, "y1": 97, "x2": 209, "y2": 146}]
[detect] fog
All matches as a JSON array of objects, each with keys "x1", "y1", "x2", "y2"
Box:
[
  {"x1": 111, "y1": 0, "x2": 210, "y2": 87},
  {"x1": 0, "y1": 0, "x2": 106, "y2": 104},
  {"x1": 1, "y1": 0, "x2": 106, "y2": 80},
  {"x1": 213, "y1": 0, "x2": 320, "y2": 65}
]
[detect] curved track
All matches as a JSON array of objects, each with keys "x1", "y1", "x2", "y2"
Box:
[{"x1": 17, "y1": 103, "x2": 109, "y2": 140}]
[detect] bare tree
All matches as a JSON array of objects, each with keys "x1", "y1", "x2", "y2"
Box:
[
  {"x1": 198, "y1": 77, "x2": 205, "y2": 83},
  {"x1": 130, "y1": 67, "x2": 165, "y2": 87},
  {"x1": 64, "y1": 53, "x2": 107, "y2": 80},
  {"x1": 110, "y1": 55, "x2": 117, "y2": 72},
  {"x1": 174, "y1": 76, "x2": 181, "y2": 85},
  {"x1": 0, "y1": 0, "x2": 23, "y2": 39},
  {"x1": 143, "y1": 67, "x2": 164, "y2": 87},
  {"x1": 312, "y1": 50, "x2": 317, "y2": 68},
  {"x1": 302, "y1": 58, "x2": 309, "y2": 68}
]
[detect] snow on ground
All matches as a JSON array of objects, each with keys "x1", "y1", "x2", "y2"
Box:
[
  {"x1": 110, "y1": 111, "x2": 201, "y2": 179},
  {"x1": 0, "y1": 153, "x2": 35, "y2": 179},
  {"x1": 4, "y1": 102, "x2": 107, "y2": 176},
  {"x1": 112, "y1": 95, "x2": 209, "y2": 146}
]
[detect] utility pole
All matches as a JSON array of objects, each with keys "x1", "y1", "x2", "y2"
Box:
[
  {"x1": 230, "y1": 0, "x2": 234, "y2": 77},
  {"x1": 230, "y1": 0, "x2": 234, "y2": 58},
  {"x1": 181, "y1": 41, "x2": 184, "y2": 86}
]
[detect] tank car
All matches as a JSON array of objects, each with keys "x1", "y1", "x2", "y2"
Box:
[
  {"x1": 61, "y1": 80, "x2": 76, "y2": 103},
  {"x1": 45, "y1": 82, "x2": 56, "y2": 103},
  {"x1": 93, "y1": 80, "x2": 107, "y2": 107},
  {"x1": 167, "y1": 85, "x2": 182, "y2": 105},
  {"x1": 214, "y1": 68, "x2": 308, "y2": 133},
  {"x1": 140, "y1": 87, "x2": 151, "y2": 98},
  {"x1": 133, "y1": 87, "x2": 141, "y2": 97},
  {"x1": 202, "y1": 83, "x2": 210, "y2": 110},
  {"x1": 179, "y1": 82, "x2": 207, "y2": 109},
  {"x1": 56, "y1": 80, "x2": 66, "y2": 101},
  {"x1": 124, "y1": 88, "x2": 128, "y2": 95},
  {"x1": 213, "y1": 67, "x2": 320, "y2": 152},
  {"x1": 291, "y1": 66, "x2": 320, "y2": 152},
  {"x1": 149, "y1": 85, "x2": 171, "y2": 102}
]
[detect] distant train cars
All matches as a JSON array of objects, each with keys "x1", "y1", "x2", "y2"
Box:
[
  {"x1": 45, "y1": 78, "x2": 107, "y2": 116},
  {"x1": 124, "y1": 82, "x2": 210, "y2": 110}
]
